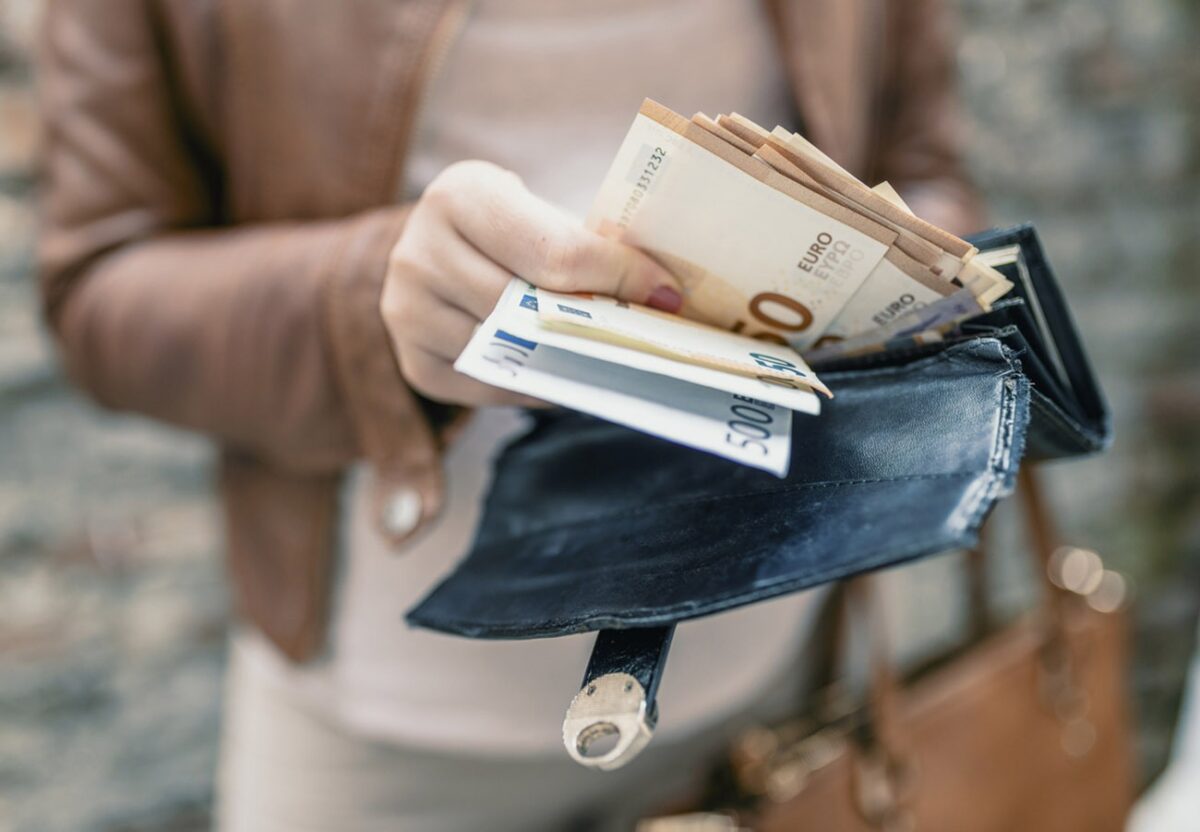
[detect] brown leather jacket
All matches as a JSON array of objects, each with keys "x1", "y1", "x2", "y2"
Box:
[{"x1": 37, "y1": 0, "x2": 984, "y2": 662}]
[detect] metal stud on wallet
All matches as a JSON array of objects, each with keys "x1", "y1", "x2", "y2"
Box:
[{"x1": 562, "y1": 626, "x2": 675, "y2": 770}]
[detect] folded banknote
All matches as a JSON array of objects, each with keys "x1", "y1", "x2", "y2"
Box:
[{"x1": 455, "y1": 279, "x2": 795, "y2": 476}]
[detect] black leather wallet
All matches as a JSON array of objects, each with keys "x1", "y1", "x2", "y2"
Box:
[
  {"x1": 409, "y1": 338, "x2": 1029, "y2": 638},
  {"x1": 407, "y1": 223, "x2": 1108, "y2": 638}
]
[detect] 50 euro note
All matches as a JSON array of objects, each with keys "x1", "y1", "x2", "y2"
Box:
[
  {"x1": 455, "y1": 279, "x2": 797, "y2": 476},
  {"x1": 736, "y1": 142, "x2": 957, "y2": 347},
  {"x1": 710, "y1": 114, "x2": 947, "y2": 273},
  {"x1": 682, "y1": 113, "x2": 963, "y2": 353},
  {"x1": 586, "y1": 99, "x2": 897, "y2": 351},
  {"x1": 715, "y1": 113, "x2": 1012, "y2": 309},
  {"x1": 747, "y1": 125, "x2": 1012, "y2": 343},
  {"x1": 760, "y1": 125, "x2": 1013, "y2": 307}
]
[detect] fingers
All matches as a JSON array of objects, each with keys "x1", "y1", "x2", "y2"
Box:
[
  {"x1": 442, "y1": 163, "x2": 684, "y2": 311},
  {"x1": 384, "y1": 226, "x2": 545, "y2": 407},
  {"x1": 426, "y1": 226, "x2": 515, "y2": 322},
  {"x1": 389, "y1": 209, "x2": 513, "y2": 322},
  {"x1": 393, "y1": 291, "x2": 478, "y2": 363}
]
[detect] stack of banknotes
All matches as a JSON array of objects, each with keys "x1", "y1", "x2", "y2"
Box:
[{"x1": 456, "y1": 99, "x2": 1012, "y2": 476}]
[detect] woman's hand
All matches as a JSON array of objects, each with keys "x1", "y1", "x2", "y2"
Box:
[{"x1": 381, "y1": 160, "x2": 683, "y2": 407}]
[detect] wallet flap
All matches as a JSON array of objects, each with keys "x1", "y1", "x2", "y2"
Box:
[{"x1": 408, "y1": 338, "x2": 1030, "y2": 638}]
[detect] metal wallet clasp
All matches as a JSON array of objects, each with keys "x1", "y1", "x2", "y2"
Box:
[{"x1": 562, "y1": 626, "x2": 675, "y2": 770}]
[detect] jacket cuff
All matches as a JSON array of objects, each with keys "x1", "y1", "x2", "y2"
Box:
[{"x1": 320, "y1": 205, "x2": 447, "y2": 545}]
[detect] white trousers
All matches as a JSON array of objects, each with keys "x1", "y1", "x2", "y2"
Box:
[{"x1": 215, "y1": 636, "x2": 797, "y2": 832}]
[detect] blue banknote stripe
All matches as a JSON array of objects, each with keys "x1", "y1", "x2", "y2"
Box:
[{"x1": 494, "y1": 329, "x2": 538, "y2": 351}]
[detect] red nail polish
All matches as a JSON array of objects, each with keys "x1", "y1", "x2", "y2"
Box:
[{"x1": 646, "y1": 286, "x2": 683, "y2": 313}]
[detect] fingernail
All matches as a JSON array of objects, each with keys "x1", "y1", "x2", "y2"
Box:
[{"x1": 646, "y1": 286, "x2": 683, "y2": 313}]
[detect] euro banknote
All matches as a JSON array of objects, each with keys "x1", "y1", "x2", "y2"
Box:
[
  {"x1": 455, "y1": 279, "x2": 796, "y2": 475},
  {"x1": 586, "y1": 100, "x2": 895, "y2": 351}
]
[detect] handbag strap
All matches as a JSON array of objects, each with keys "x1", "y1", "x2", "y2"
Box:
[
  {"x1": 1017, "y1": 466, "x2": 1077, "y2": 619},
  {"x1": 1018, "y1": 466, "x2": 1059, "y2": 569},
  {"x1": 796, "y1": 576, "x2": 904, "y2": 758},
  {"x1": 960, "y1": 466, "x2": 1078, "y2": 646}
]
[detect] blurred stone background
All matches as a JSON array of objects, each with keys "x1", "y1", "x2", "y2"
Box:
[{"x1": 0, "y1": 0, "x2": 1197, "y2": 830}]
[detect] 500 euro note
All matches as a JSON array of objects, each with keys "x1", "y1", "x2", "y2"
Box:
[{"x1": 455, "y1": 279, "x2": 796, "y2": 476}]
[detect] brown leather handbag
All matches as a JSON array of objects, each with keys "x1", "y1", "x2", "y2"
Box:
[{"x1": 642, "y1": 469, "x2": 1137, "y2": 832}]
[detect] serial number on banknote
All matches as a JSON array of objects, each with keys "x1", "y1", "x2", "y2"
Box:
[{"x1": 619, "y1": 145, "x2": 668, "y2": 228}]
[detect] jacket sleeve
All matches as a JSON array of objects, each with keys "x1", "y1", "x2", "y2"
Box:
[
  {"x1": 872, "y1": 0, "x2": 986, "y2": 236},
  {"x1": 37, "y1": 0, "x2": 414, "y2": 473}
]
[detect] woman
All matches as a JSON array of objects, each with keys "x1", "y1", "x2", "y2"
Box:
[{"x1": 38, "y1": 1, "x2": 983, "y2": 828}]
